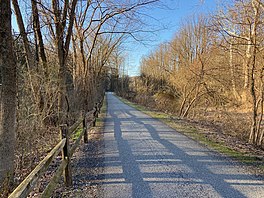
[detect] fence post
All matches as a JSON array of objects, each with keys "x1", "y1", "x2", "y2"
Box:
[
  {"x1": 83, "y1": 116, "x2": 88, "y2": 143},
  {"x1": 98, "y1": 100, "x2": 102, "y2": 113},
  {"x1": 92, "y1": 118, "x2": 96, "y2": 127},
  {"x1": 92, "y1": 107, "x2": 96, "y2": 127},
  {"x1": 95, "y1": 103, "x2": 99, "y2": 118},
  {"x1": 60, "y1": 124, "x2": 72, "y2": 186}
]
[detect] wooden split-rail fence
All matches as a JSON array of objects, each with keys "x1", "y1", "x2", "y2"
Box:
[{"x1": 8, "y1": 99, "x2": 104, "y2": 198}]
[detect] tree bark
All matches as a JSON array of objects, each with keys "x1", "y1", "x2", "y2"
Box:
[
  {"x1": 52, "y1": 0, "x2": 78, "y2": 124},
  {"x1": 31, "y1": 0, "x2": 48, "y2": 78},
  {"x1": 249, "y1": 0, "x2": 260, "y2": 144},
  {"x1": 0, "y1": 0, "x2": 17, "y2": 193},
  {"x1": 229, "y1": 42, "x2": 240, "y2": 100},
  {"x1": 12, "y1": 0, "x2": 38, "y2": 103}
]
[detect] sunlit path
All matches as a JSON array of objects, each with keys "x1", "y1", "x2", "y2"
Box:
[{"x1": 99, "y1": 92, "x2": 264, "y2": 198}]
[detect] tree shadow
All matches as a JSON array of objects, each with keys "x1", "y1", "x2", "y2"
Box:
[{"x1": 72, "y1": 94, "x2": 264, "y2": 198}]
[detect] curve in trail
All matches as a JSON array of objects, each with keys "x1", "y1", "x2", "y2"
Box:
[{"x1": 100, "y1": 92, "x2": 264, "y2": 198}]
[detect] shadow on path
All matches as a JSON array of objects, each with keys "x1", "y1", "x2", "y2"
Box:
[
  {"x1": 111, "y1": 110, "x2": 152, "y2": 198},
  {"x1": 71, "y1": 94, "x2": 264, "y2": 198}
]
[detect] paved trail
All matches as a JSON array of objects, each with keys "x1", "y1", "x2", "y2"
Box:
[{"x1": 99, "y1": 93, "x2": 264, "y2": 198}]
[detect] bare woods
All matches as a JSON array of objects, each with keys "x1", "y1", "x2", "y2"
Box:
[
  {"x1": 0, "y1": 0, "x2": 158, "y2": 195},
  {"x1": 120, "y1": 1, "x2": 264, "y2": 148}
]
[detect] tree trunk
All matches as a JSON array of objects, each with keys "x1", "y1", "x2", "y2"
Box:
[
  {"x1": 12, "y1": 0, "x2": 38, "y2": 104},
  {"x1": 0, "y1": 0, "x2": 17, "y2": 193},
  {"x1": 249, "y1": 0, "x2": 260, "y2": 144},
  {"x1": 182, "y1": 89, "x2": 199, "y2": 118},
  {"x1": 31, "y1": 0, "x2": 48, "y2": 78},
  {"x1": 257, "y1": 82, "x2": 264, "y2": 146},
  {"x1": 229, "y1": 42, "x2": 240, "y2": 100},
  {"x1": 52, "y1": 0, "x2": 78, "y2": 124}
]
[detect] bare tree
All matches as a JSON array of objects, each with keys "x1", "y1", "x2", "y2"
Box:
[
  {"x1": 215, "y1": 0, "x2": 264, "y2": 145},
  {"x1": 31, "y1": 0, "x2": 48, "y2": 77},
  {"x1": 12, "y1": 0, "x2": 38, "y2": 104},
  {"x1": 0, "y1": 0, "x2": 17, "y2": 194},
  {"x1": 45, "y1": 0, "x2": 78, "y2": 124}
]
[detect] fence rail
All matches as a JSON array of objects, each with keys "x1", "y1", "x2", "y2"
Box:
[{"x1": 8, "y1": 98, "x2": 104, "y2": 198}]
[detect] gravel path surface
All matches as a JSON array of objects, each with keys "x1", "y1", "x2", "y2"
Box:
[
  {"x1": 57, "y1": 92, "x2": 264, "y2": 198},
  {"x1": 53, "y1": 120, "x2": 104, "y2": 197},
  {"x1": 100, "y1": 93, "x2": 264, "y2": 198}
]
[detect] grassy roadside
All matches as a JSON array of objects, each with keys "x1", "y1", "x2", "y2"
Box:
[
  {"x1": 117, "y1": 95, "x2": 264, "y2": 172},
  {"x1": 71, "y1": 96, "x2": 107, "y2": 142}
]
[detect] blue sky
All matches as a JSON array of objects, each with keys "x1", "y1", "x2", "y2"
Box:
[{"x1": 125, "y1": 0, "x2": 221, "y2": 76}]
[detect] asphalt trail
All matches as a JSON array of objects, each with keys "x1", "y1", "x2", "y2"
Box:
[{"x1": 99, "y1": 92, "x2": 264, "y2": 198}]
